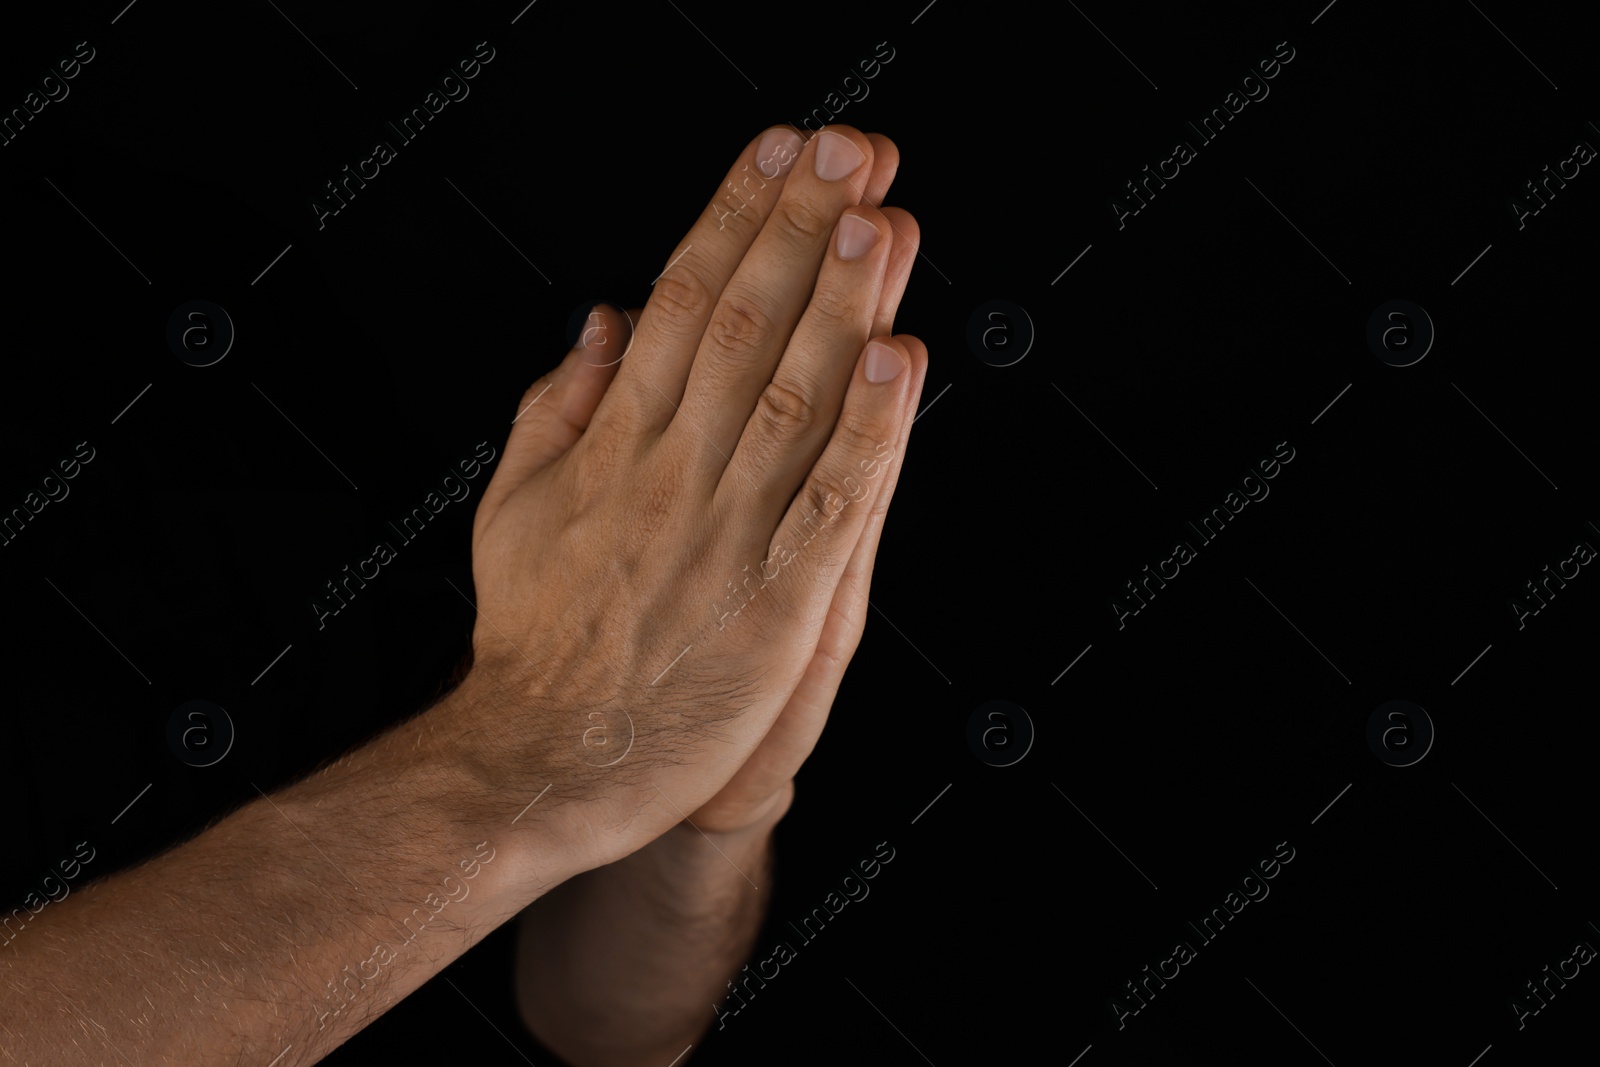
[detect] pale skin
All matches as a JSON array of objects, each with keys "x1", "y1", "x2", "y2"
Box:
[{"x1": 0, "y1": 122, "x2": 926, "y2": 1066}]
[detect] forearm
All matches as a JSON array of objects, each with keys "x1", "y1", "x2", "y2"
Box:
[
  {"x1": 515, "y1": 783, "x2": 792, "y2": 1066},
  {"x1": 0, "y1": 684, "x2": 572, "y2": 1066}
]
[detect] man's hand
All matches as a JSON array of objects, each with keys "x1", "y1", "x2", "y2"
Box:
[
  {"x1": 0, "y1": 122, "x2": 924, "y2": 1067},
  {"x1": 503, "y1": 124, "x2": 925, "y2": 1067},
  {"x1": 459, "y1": 122, "x2": 927, "y2": 867}
]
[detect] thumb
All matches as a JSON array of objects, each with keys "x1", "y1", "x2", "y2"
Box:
[{"x1": 476, "y1": 303, "x2": 633, "y2": 525}]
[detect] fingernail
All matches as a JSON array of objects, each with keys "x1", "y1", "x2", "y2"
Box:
[
  {"x1": 835, "y1": 214, "x2": 880, "y2": 260},
  {"x1": 814, "y1": 130, "x2": 864, "y2": 181},
  {"x1": 864, "y1": 342, "x2": 905, "y2": 383},
  {"x1": 756, "y1": 127, "x2": 805, "y2": 178}
]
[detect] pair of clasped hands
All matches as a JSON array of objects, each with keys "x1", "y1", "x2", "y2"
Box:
[{"x1": 460, "y1": 121, "x2": 926, "y2": 861}]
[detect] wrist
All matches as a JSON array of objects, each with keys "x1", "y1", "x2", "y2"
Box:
[{"x1": 427, "y1": 671, "x2": 605, "y2": 891}]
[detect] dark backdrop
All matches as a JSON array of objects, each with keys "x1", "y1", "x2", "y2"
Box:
[{"x1": 2, "y1": 1, "x2": 1595, "y2": 1064}]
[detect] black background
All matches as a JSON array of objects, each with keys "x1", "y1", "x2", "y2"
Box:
[{"x1": 2, "y1": 1, "x2": 1596, "y2": 1064}]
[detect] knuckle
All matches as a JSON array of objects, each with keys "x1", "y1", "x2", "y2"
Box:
[
  {"x1": 834, "y1": 410, "x2": 887, "y2": 458},
  {"x1": 649, "y1": 265, "x2": 711, "y2": 331},
  {"x1": 787, "y1": 478, "x2": 849, "y2": 563},
  {"x1": 805, "y1": 282, "x2": 856, "y2": 327},
  {"x1": 818, "y1": 417, "x2": 889, "y2": 503},
  {"x1": 754, "y1": 379, "x2": 818, "y2": 440},
  {"x1": 706, "y1": 296, "x2": 774, "y2": 361},
  {"x1": 709, "y1": 194, "x2": 761, "y2": 235},
  {"x1": 772, "y1": 199, "x2": 830, "y2": 244},
  {"x1": 517, "y1": 375, "x2": 554, "y2": 415}
]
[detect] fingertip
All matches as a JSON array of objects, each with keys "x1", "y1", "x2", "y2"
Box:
[
  {"x1": 574, "y1": 303, "x2": 633, "y2": 370},
  {"x1": 863, "y1": 134, "x2": 900, "y2": 205},
  {"x1": 876, "y1": 207, "x2": 919, "y2": 249},
  {"x1": 891, "y1": 333, "x2": 928, "y2": 370},
  {"x1": 861, "y1": 337, "x2": 911, "y2": 386}
]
